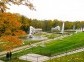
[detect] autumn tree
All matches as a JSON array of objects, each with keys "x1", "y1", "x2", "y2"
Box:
[
  {"x1": 0, "y1": 13, "x2": 21, "y2": 36},
  {"x1": 20, "y1": 15, "x2": 31, "y2": 33},
  {"x1": 0, "y1": 1, "x2": 8, "y2": 13},
  {"x1": 1, "y1": 36, "x2": 22, "y2": 51},
  {"x1": 0, "y1": 13, "x2": 27, "y2": 52},
  {"x1": 0, "y1": 0, "x2": 35, "y2": 13},
  {"x1": 0, "y1": 0, "x2": 35, "y2": 52}
]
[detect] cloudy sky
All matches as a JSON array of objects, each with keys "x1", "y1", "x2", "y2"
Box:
[{"x1": 7, "y1": 0, "x2": 84, "y2": 21}]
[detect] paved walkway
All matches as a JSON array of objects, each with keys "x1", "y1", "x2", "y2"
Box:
[
  {"x1": 19, "y1": 53, "x2": 49, "y2": 62},
  {"x1": 49, "y1": 47, "x2": 84, "y2": 60}
]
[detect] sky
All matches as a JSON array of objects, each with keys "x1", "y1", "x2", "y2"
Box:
[{"x1": 7, "y1": 0, "x2": 84, "y2": 21}]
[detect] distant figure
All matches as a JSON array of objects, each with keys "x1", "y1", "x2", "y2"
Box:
[
  {"x1": 6, "y1": 52, "x2": 10, "y2": 61},
  {"x1": 6, "y1": 51, "x2": 12, "y2": 61},
  {"x1": 9, "y1": 51, "x2": 12, "y2": 59}
]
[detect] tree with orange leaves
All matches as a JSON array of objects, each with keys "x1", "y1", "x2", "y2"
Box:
[
  {"x1": 0, "y1": 0, "x2": 35, "y2": 13},
  {"x1": 0, "y1": 13, "x2": 26, "y2": 53},
  {"x1": 1, "y1": 36, "x2": 22, "y2": 51},
  {"x1": 0, "y1": 13, "x2": 26, "y2": 36}
]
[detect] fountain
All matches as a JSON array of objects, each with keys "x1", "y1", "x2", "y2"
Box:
[
  {"x1": 29, "y1": 26, "x2": 35, "y2": 38},
  {"x1": 61, "y1": 22, "x2": 65, "y2": 34},
  {"x1": 51, "y1": 26, "x2": 61, "y2": 32},
  {"x1": 28, "y1": 26, "x2": 47, "y2": 41},
  {"x1": 73, "y1": 25, "x2": 75, "y2": 31}
]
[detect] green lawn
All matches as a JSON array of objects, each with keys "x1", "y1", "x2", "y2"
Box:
[
  {"x1": 15, "y1": 32, "x2": 84, "y2": 56},
  {"x1": 46, "y1": 51, "x2": 84, "y2": 62},
  {"x1": 1, "y1": 32, "x2": 84, "y2": 62}
]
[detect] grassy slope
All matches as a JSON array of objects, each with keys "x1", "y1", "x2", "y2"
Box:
[
  {"x1": 22, "y1": 32, "x2": 84, "y2": 56},
  {"x1": 1, "y1": 32, "x2": 84, "y2": 61},
  {"x1": 10, "y1": 32, "x2": 84, "y2": 57}
]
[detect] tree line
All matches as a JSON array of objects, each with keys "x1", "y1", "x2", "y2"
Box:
[
  {"x1": 1, "y1": 12, "x2": 84, "y2": 36},
  {"x1": 31, "y1": 19, "x2": 84, "y2": 32},
  {"x1": 0, "y1": 12, "x2": 84, "y2": 51}
]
